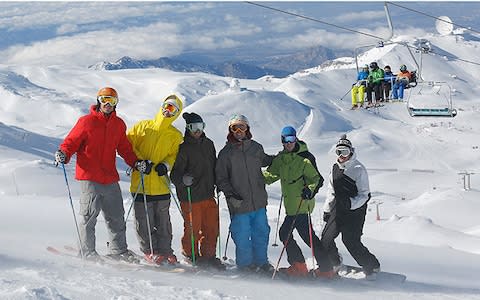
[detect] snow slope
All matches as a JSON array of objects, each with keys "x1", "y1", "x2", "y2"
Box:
[{"x1": 1, "y1": 31, "x2": 480, "y2": 300}]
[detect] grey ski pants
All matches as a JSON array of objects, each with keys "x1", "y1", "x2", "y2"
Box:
[
  {"x1": 133, "y1": 198, "x2": 173, "y2": 256},
  {"x1": 78, "y1": 180, "x2": 128, "y2": 256}
]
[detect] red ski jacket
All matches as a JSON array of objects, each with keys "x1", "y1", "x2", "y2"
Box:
[{"x1": 60, "y1": 105, "x2": 137, "y2": 184}]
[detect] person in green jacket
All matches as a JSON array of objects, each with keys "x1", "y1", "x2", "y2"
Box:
[
  {"x1": 365, "y1": 61, "x2": 385, "y2": 107},
  {"x1": 264, "y1": 126, "x2": 334, "y2": 279}
]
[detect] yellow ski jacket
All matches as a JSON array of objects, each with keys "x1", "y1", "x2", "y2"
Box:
[{"x1": 127, "y1": 94, "x2": 183, "y2": 196}]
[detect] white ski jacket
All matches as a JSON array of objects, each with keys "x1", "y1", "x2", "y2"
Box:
[{"x1": 323, "y1": 152, "x2": 370, "y2": 213}]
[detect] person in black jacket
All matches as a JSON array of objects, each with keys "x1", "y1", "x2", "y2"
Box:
[{"x1": 170, "y1": 112, "x2": 224, "y2": 270}]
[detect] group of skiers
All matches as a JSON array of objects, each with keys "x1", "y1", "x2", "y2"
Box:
[
  {"x1": 54, "y1": 86, "x2": 380, "y2": 280},
  {"x1": 351, "y1": 61, "x2": 413, "y2": 109}
]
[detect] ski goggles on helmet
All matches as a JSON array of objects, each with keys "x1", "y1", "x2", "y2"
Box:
[
  {"x1": 186, "y1": 122, "x2": 205, "y2": 133},
  {"x1": 162, "y1": 100, "x2": 179, "y2": 116},
  {"x1": 335, "y1": 146, "x2": 351, "y2": 157},
  {"x1": 97, "y1": 95, "x2": 118, "y2": 106},
  {"x1": 282, "y1": 135, "x2": 296, "y2": 144},
  {"x1": 230, "y1": 123, "x2": 248, "y2": 134}
]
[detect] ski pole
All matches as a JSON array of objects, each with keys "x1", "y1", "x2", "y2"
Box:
[
  {"x1": 272, "y1": 198, "x2": 304, "y2": 280},
  {"x1": 140, "y1": 172, "x2": 155, "y2": 258},
  {"x1": 339, "y1": 85, "x2": 353, "y2": 101},
  {"x1": 60, "y1": 162, "x2": 85, "y2": 259},
  {"x1": 163, "y1": 175, "x2": 184, "y2": 218},
  {"x1": 215, "y1": 190, "x2": 222, "y2": 259},
  {"x1": 125, "y1": 179, "x2": 143, "y2": 223},
  {"x1": 272, "y1": 195, "x2": 283, "y2": 247},
  {"x1": 223, "y1": 230, "x2": 231, "y2": 261},
  {"x1": 186, "y1": 185, "x2": 196, "y2": 266},
  {"x1": 307, "y1": 203, "x2": 316, "y2": 272}
]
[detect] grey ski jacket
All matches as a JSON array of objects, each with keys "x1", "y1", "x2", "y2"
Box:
[{"x1": 216, "y1": 138, "x2": 272, "y2": 215}]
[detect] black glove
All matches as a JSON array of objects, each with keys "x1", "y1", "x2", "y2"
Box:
[
  {"x1": 135, "y1": 160, "x2": 153, "y2": 174},
  {"x1": 226, "y1": 193, "x2": 243, "y2": 209},
  {"x1": 323, "y1": 212, "x2": 331, "y2": 223},
  {"x1": 301, "y1": 187, "x2": 313, "y2": 200},
  {"x1": 182, "y1": 174, "x2": 194, "y2": 186},
  {"x1": 155, "y1": 163, "x2": 168, "y2": 176},
  {"x1": 55, "y1": 150, "x2": 66, "y2": 164}
]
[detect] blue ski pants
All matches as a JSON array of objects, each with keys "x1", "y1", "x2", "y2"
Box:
[{"x1": 230, "y1": 208, "x2": 270, "y2": 268}]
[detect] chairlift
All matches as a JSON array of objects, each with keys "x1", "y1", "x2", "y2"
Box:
[{"x1": 406, "y1": 81, "x2": 457, "y2": 117}]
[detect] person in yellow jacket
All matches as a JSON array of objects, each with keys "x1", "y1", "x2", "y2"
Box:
[{"x1": 127, "y1": 94, "x2": 183, "y2": 265}]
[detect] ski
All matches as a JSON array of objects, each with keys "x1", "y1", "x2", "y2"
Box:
[
  {"x1": 338, "y1": 264, "x2": 406, "y2": 283},
  {"x1": 47, "y1": 246, "x2": 77, "y2": 258},
  {"x1": 46, "y1": 246, "x2": 188, "y2": 273}
]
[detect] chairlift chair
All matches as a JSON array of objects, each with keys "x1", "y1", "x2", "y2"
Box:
[{"x1": 406, "y1": 81, "x2": 457, "y2": 117}]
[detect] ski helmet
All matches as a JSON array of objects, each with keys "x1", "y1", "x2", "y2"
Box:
[
  {"x1": 97, "y1": 87, "x2": 118, "y2": 98},
  {"x1": 369, "y1": 62, "x2": 378, "y2": 69},
  {"x1": 228, "y1": 114, "x2": 249, "y2": 127},
  {"x1": 281, "y1": 126, "x2": 297, "y2": 144},
  {"x1": 400, "y1": 64, "x2": 407, "y2": 71},
  {"x1": 281, "y1": 126, "x2": 296, "y2": 137}
]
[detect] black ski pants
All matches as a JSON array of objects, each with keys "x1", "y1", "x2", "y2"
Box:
[
  {"x1": 321, "y1": 204, "x2": 380, "y2": 273},
  {"x1": 366, "y1": 82, "x2": 382, "y2": 102},
  {"x1": 279, "y1": 214, "x2": 331, "y2": 270}
]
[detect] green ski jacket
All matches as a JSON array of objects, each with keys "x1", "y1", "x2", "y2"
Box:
[{"x1": 264, "y1": 141, "x2": 323, "y2": 215}]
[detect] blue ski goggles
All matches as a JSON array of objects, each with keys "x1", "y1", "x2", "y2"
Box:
[{"x1": 282, "y1": 135, "x2": 297, "y2": 144}]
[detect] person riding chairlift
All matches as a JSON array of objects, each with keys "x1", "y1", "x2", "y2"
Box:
[{"x1": 392, "y1": 65, "x2": 412, "y2": 101}]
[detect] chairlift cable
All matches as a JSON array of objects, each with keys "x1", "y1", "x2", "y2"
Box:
[
  {"x1": 400, "y1": 43, "x2": 480, "y2": 67},
  {"x1": 386, "y1": 2, "x2": 480, "y2": 35},
  {"x1": 245, "y1": 1, "x2": 384, "y2": 40},
  {"x1": 245, "y1": 1, "x2": 480, "y2": 67}
]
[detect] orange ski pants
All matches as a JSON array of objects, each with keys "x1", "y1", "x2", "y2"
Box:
[{"x1": 180, "y1": 198, "x2": 219, "y2": 258}]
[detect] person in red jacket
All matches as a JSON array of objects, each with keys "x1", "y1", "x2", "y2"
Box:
[{"x1": 54, "y1": 87, "x2": 148, "y2": 262}]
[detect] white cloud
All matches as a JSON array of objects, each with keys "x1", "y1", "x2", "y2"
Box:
[
  {"x1": 334, "y1": 10, "x2": 386, "y2": 23},
  {"x1": 0, "y1": 18, "x2": 250, "y2": 66},
  {"x1": 1, "y1": 22, "x2": 183, "y2": 66},
  {"x1": 257, "y1": 26, "x2": 430, "y2": 51},
  {"x1": 0, "y1": 2, "x2": 211, "y2": 31},
  {"x1": 56, "y1": 23, "x2": 79, "y2": 35}
]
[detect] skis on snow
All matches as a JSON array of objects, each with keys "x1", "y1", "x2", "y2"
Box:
[
  {"x1": 46, "y1": 245, "x2": 188, "y2": 273},
  {"x1": 339, "y1": 264, "x2": 406, "y2": 283},
  {"x1": 47, "y1": 246, "x2": 406, "y2": 284}
]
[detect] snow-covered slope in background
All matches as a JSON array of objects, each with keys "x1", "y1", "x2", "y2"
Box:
[{"x1": 1, "y1": 31, "x2": 480, "y2": 299}]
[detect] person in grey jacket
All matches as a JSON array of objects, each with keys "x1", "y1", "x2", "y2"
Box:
[
  {"x1": 321, "y1": 134, "x2": 380, "y2": 278},
  {"x1": 216, "y1": 114, "x2": 274, "y2": 273}
]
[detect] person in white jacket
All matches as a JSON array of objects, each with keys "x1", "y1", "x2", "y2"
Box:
[{"x1": 320, "y1": 134, "x2": 380, "y2": 277}]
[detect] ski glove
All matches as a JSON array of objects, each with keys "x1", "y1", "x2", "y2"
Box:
[
  {"x1": 301, "y1": 187, "x2": 313, "y2": 200},
  {"x1": 323, "y1": 212, "x2": 331, "y2": 223},
  {"x1": 226, "y1": 193, "x2": 243, "y2": 209},
  {"x1": 55, "y1": 150, "x2": 66, "y2": 164},
  {"x1": 155, "y1": 163, "x2": 168, "y2": 177},
  {"x1": 182, "y1": 174, "x2": 194, "y2": 187},
  {"x1": 135, "y1": 160, "x2": 153, "y2": 174}
]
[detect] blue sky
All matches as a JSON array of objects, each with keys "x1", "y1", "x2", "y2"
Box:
[{"x1": 1, "y1": 2, "x2": 479, "y2": 67}]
